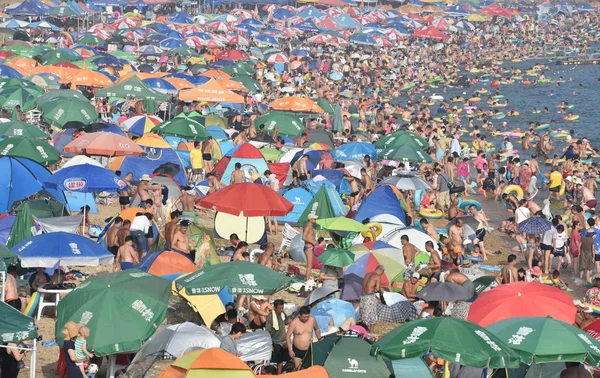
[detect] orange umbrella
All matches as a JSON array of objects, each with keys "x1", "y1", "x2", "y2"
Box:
[
  {"x1": 30, "y1": 65, "x2": 78, "y2": 83},
  {"x1": 200, "y1": 69, "x2": 231, "y2": 80},
  {"x1": 214, "y1": 78, "x2": 248, "y2": 92},
  {"x1": 135, "y1": 132, "x2": 173, "y2": 148},
  {"x1": 64, "y1": 132, "x2": 146, "y2": 156},
  {"x1": 179, "y1": 79, "x2": 244, "y2": 103},
  {"x1": 271, "y1": 96, "x2": 324, "y2": 113},
  {"x1": 4, "y1": 57, "x2": 37, "y2": 75},
  {"x1": 69, "y1": 63, "x2": 114, "y2": 88},
  {"x1": 163, "y1": 77, "x2": 194, "y2": 90}
]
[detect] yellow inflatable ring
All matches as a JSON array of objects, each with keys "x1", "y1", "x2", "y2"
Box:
[
  {"x1": 503, "y1": 184, "x2": 524, "y2": 199},
  {"x1": 419, "y1": 209, "x2": 443, "y2": 219},
  {"x1": 24, "y1": 292, "x2": 40, "y2": 317},
  {"x1": 361, "y1": 222, "x2": 383, "y2": 239}
]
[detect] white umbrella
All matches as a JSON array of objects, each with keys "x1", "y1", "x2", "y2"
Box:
[
  {"x1": 382, "y1": 174, "x2": 431, "y2": 190},
  {"x1": 341, "y1": 160, "x2": 362, "y2": 179}
]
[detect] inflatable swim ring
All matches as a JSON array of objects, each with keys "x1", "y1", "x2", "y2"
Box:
[
  {"x1": 503, "y1": 184, "x2": 524, "y2": 199},
  {"x1": 493, "y1": 113, "x2": 506, "y2": 119},
  {"x1": 24, "y1": 292, "x2": 40, "y2": 317},
  {"x1": 361, "y1": 223, "x2": 383, "y2": 239},
  {"x1": 419, "y1": 209, "x2": 443, "y2": 219},
  {"x1": 564, "y1": 115, "x2": 580, "y2": 121},
  {"x1": 468, "y1": 97, "x2": 481, "y2": 103},
  {"x1": 535, "y1": 124, "x2": 550, "y2": 131},
  {"x1": 459, "y1": 200, "x2": 482, "y2": 211},
  {"x1": 523, "y1": 81, "x2": 531, "y2": 85}
]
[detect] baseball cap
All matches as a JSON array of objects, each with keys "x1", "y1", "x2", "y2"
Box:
[{"x1": 412, "y1": 272, "x2": 421, "y2": 279}]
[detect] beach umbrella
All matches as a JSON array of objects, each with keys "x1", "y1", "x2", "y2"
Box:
[
  {"x1": 63, "y1": 132, "x2": 146, "y2": 156},
  {"x1": 255, "y1": 34, "x2": 279, "y2": 46},
  {"x1": 378, "y1": 144, "x2": 433, "y2": 163},
  {"x1": 55, "y1": 269, "x2": 171, "y2": 356},
  {"x1": 40, "y1": 49, "x2": 80, "y2": 65},
  {"x1": 473, "y1": 275, "x2": 496, "y2": 295},
  {"x1": 312, "y1": 98, "x2": 335, "y2": 115},
  {"x1": 488, "y1": 317, "x2": 600, "y2": 366},
  {"x1": 137, "y1": 45, "x2": 164, "y2": 56},
  {"x1": 271, "y1": 96, "x2": 324, "y2": 113},
  {"x1": 416, "y1": 282, "x2": 472, "y2": 302},
  {"x1": 78, "y1": 35, "x2": 106, "y2": 46},
  {"x1": 166, "y1": 46, "x2": 200, "y2": 58},
  {"x1": 69, "y1": 66, "x2": 114, "y2": 88},
  {"x1": 333, "y1": 142, "x2": 377, "y2": 162},
  {"x1": 518, "y1": 217, "x2": 552, "y2": 234},
  {"x1": 267, "y1": 52, "x2": 289, "y2": 63},
  {"x1": 375, "y1": 130, "x2": 429, "y2": 150},
  {"x1": 0, "y1": 137, "x2": 59, "y2": 165},
  {"x1": 199, "y1": 182, "x2": 293, "y2": 217},
  {"x1": 371, "y1": 317, "x2": 520, "y2": 368},
  {"x1": 468, "y1": 282, "x2": 577, "y2": 327},
  {"x1": 3, "y1": 57, "x2": 38, "y2": 76},
  {"x1": 0, "y1": 64, "x2": 24, "y2": 79},
  {"x1": 25, "y1": 73, "x2": 60, "y2": 89},
  {"x1": 12, "y1": 231, "x2": 113, "y2": 267},
  {"x1": 231, "y1": 75, "x2": 261, "y2": 93},
  {"x1": 36, "y1": 89, "x2": 88, "y2": 107},
  {"x1": 305, "y1": 286, "x2": 339, "y2": 306},
  {"x1": 342, "y1": 252, "x2": 405, "y2": 301},
  {"x1": 44, "y1": 163, "x2": 127, "y2": 193},
  {"x1": 0, "y1": 301, "x2": 38, "y2": 343},
  {"x1": 316, "y1": 217, "x2": 369, "y2": 232},
  {"x1": 158, "y1": 348, "x2": 259, "y2": 378},
  {"x1": 151, "y1": 118, "x2": 211, "y2": 141},
  {"x1": 0, "y1": 87, "x2": 38, "y2": 111},
  {"x1": 159, "y1": 38, "x2": 187, "y2": 50},
  {"x1": 40, "y1": 98, "x2": 97, "y2": 127},
  {"x1": 253, "y1": 111, "x2": 304, "y2": 138},
  {"x1": 317, "y1": 248, "x2": 355, "y2": 268},
  {"x1": 382, "y1": 174, "x2": 431, "y2": 190},
  {"x1": 121, "y1": 114, "x2": 162, "y2": 137},
  {"x1": 142, "y1": 78, "x2": 178, "y2": 95},
  {"x1": 176, "y1": 261, "x2": 291, "y2": 296}
]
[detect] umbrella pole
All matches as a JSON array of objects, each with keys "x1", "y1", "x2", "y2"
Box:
[
  {"x1": 245, "y1": 216, "x2": 248, "y2": 242},
  {"x1": 82, "y1": 193, "x2": 87, "y2": 236}
]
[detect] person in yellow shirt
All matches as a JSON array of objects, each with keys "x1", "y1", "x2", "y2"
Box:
[
  {"x1": 548, "y1": 165, "x2": 563, "y2": 201},
  {"x1": 190, "y1": 141, "x2": 204, "y2": 183}
]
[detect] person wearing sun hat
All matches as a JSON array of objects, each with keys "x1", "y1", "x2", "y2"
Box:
[{"x1": 62, "y1": 321, "x2": 85, "y2": 378}]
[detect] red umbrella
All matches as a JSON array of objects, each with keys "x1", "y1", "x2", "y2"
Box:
[
  {"x1": 215, "y1": 49, "x2": 249, "y2": 61},
  {"x1": 467, "y1": 282, "x2": 576, "y2": 327},
  {"x1": 199, "y1": 182, "x2": 293, "y2": 217},
  {"x1": 412, "y1": 26, "x2": 449, "y2": 40},
  {"x1": 584, "y1": 319, "x2": 600, "y2": 341},
  {"x1": 64, "y1": 132, "x2": 146, "y2": 157}
]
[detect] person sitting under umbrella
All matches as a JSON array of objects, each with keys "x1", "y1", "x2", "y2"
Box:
[{"x1": 402, "y1": 272, "x2": 425, "y2": 302}]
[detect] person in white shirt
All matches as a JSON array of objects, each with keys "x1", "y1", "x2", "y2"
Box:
[
  {"x1": 265, "y1": 170, "x2": 280, "y2": 235},
  {"x1": 504, "y1": 137, "x2": 514, "y2": 158},
  {"x1": 450, "y1": 134, "x2": 461, "y2": 157},
  {"x1": 130, "y1": 213, "x2": 151, "y2": 255}
]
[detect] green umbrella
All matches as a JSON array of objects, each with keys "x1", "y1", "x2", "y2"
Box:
[
  {"x1": 316, "y1": 217, "x2": 369, "y2": 232},
  {"x1": 0, "y1": 87, "x2": 39, "y2": 111},
  {"x1": 0, "y1": 301, "x2": 38, "y2": 343},
  {"x1": 167, "y1": 46, "x2": 199, "y2": 57},
  {"x1": 176, "y1": 261, "x2": 292, "y2": 296},
  {"x1": 313, "y1": 98, "x2": 335, "y2": 115},
  {"x1": 78, "y1": 35, "x2": 106, "y2": 46},
  {"x1": 152, "y1": 118, "x2": 211, "y2": 141},
  {"x1": 40, "y1": 50, "x2": 78, "y2": 65},
  {"x1": 221, "y1": 65, "x2": 251, "y2": 77},
  {"x1": 30, "y1": 45, "x2": 53, "y2": 58},
  {"x1": 1, "y1": 45, "x2": 29, "y2": 55},
  {"x1": 371, "y1": 317, "x2": 521, "y2": 368},
  {"x1": 254, "y1": 111, "x2": 305, "y2": 138},
  {"x1": 298, "y1": 186, "x2": 337, "y2": 227},
  {"x1": 375, "y1": 130, "x2": 429, "y2": 150},
  {"x1": 231, "y1": 75, "x2": 262, "y2": 93},
  {"x1": 108, "y1": 51, "x2": 136, "y2": 62},
  {"x1": 55, "y1": 269, "x2": 171, "y2": 356},
  {"x1": 49, "y1": 3, "x2": 79, "y2": 17},
  {"x1": 40, "y1": 98, "x2": 98, "y2": 127},
  {"x1": 0, "y1": 78, "x2": 43, "y2": 92},
  {"x1": 72, "y1": 59, "x2": 98, "y2": 70},
  {"x1": 95, "y1": 76, "x2": 170, "y2": 101},
  {"x1": 378, "y1": 144, "x2": 433, "y2": 164},
  {"x1": 316, "y1": 248, "x2": 355, "y2": 268},
  {"x1": 473, "y1": 275, "x2": 496, "y2": 295},
  {"x1": 488, "y1": 317, "x2": 600, "y2": 366},
  {"x1": 36, "y1": 89, "x2": 88, "y2": 107},
  {"x1": 0, "y1": 136, "x2": 59, "y2": 165},
  {"x1": 0, "y1": 245, "x2": 18, "y2": 266}
]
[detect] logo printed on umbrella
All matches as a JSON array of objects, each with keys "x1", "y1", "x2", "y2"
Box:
[
  {"x1": 239, "y1": 274, "x2": 257, "y2": 286},
  {"x1": 69, "y1": 243, "x2": 81, "y2": 255},
  {"x1": 36, "y1": 146, "x2": 48, "y2": 159},
  {"x1": 402, "y1": 326, "x2": 428, "y2": 345},
  {"x1": 507, "y1": 327, "x2": 534, "y2": 345},
  {"x1": 342, "y1": 358, "x2": 366, "y2": 373},
  {"x1": 0, "y1": 144, "x2": 14, "y2": 155},
  {"x1": 131, "y1": 299, "x2": 155, "y2": 322},
  {"x1": 80, "y1": 311, "x2": 94, "y2": 325},
  {"x1": 63, "y1": 177, "x2": 87, "y2": 191},
  {"x1": 114, "y1": 177, "x2": 127, "y2": 189},
  {"x1": 17, "y1": 241, "x2": 33, "y2": 252},
  {"x1": 118, "y1": 143, "x2": 131, "y2": 149},
  {"x1": 474, "y1": 330, "x2": 502, "y2": 351}
]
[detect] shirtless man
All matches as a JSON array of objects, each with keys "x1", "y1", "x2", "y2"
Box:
[
  {"x1": 206, "y1": 172, "x2": 224, "y2": 193},
  {"x1": 5, "y1": 266, "x2": 21, "y2": 311},
  {"x1": 163, "y1": 211, "x2": 180, "y2": 250},
  {"x1": 231, "y1": 162, "x2": 245, "y2": 184},
  {"x1": 116, "y1": 220, "x2": 131, "y2": 246},
  {"x1": 445, "y1": 269, "x2": 475, "y2": 298},
  {"x1": 118, "y1": 173, "x2": 133, "y2": 210},
  {"x1": 137, "y1": 174, "x2": 163, "y2": 202},
  {"x1": 361, "y1": 168, "x2": 374, "y2": 195},
  {"x1": 360, "y1": 265, "x2": 385, "y2": 333},
  {"x1": 402, "y1": 272, "x2": 425, "y2": 301},
  {"x1": 425, "y1": 241, "x2": 441, "y2": 274},
  {"x1": 106, "y1": 217, "x2": 122, "y2": 256},
  {"x1": 529, "y1": 154, "x2": 540, "y2": 176},
  {"x1": 286, "y1": 306, "x2": 320, "y2": 370},
  {"x1": 499, "y1": 254, "x2": 519, "y2": 284},
  {"x1": 581, "y1": 183, "x2": 597, "y2": 211},
  {"x1": 527, "y1": 199, "x2": 542, "y2": 215},
  {"x1": 177, "y1": 186, "x2": 198, "y2": 224},
  {"x1": 293, "y1": 155, "x2": 309, "y2": 186},
  {"x1": 448, "y1": 218, "x2": 465, "y2": 247},
  {"x1": 302, "y1": 214, "x2": 318, "y2": 279},
  {"x1": 114, "y1": 236, "x2": 139, "y2": 271},
  {"x1": 448, "y1": 197, "x2": 467, "y2": 220},
  {"x1": 172, "y1": 220, "x2": 195, "y2": 261},
  {"x1": 258, "y1": 242, "x2": 276, "y2": 269},
  {"x1": 420, "y1": 218, "x2": 439, "y2": 244},
  {"x1": 400, "y1": 235, "x2": 418, "y2": 266}
]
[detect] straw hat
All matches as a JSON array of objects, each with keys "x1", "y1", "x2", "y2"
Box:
[{"x1": 63, "y1": 321, "x2": 83, "y2": 340}]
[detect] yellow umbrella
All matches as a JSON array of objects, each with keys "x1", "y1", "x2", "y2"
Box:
[{"x1": 467, "y1": 14, "x2": 486, "y2": 22}]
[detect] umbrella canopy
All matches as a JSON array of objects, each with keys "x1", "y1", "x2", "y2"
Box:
[
  {"x1": 316, "y1": 248, "x2": 355, "y2": 268},
  {"x1": 0, "y1": 136, "x2": 59, "y2": 165},
  {"x1": 121, "y1": 114, "x2": 162, "y2": 137},
  {"x1": 0, "y1": 87, "x2": 38, "y2": 111},
  {"x1": 304, "y1": 286, "x2": 340, "y2": 306},
  {"x1": 152, "y1": 118, "x2": 211, "y2": 141},
  {"x1": 0, "y1": 301, "x2": 38, "y2": 343},
  {"x1": 56, "y1": 269, "x2": 171, "y2": 356},
  {"x1": 12, "y1": 231, "x2": 113, "y2": 267},
  {"x1": 39, "y1": 98, "x2": 97, "y2": 127},
  {"x1": 375, "y1": 130, "x2": 429, "y2": 150},
  {"x1": 253, "y1": 111, "x2": 305, "y2": 138},
  {"x1": 371, "y1": 317, "x2": 520, "y2": 368},
  {"x1": 416, "y1": 282, "x2": 472, "y2": 302},
  {"x1": 64, "y1": 133, "x2": 146, "y2": 156},
  {"x1": 488, "y1": 316, "x2": 600, "y2": 366},
  {"x1": 0, "y1": 120, "x2": 50, "y2": 139},
  {"x1": 333, "y1": 142, "x2": 377, "y2": 162},
  {"x1": 518, "y1": 217, "x2": 552, "y2": 234},
  {"x1": 316, "y1": 217, "x2": 368, "y2": 232},
  {"x1": 199, "y1": 182, "x2": 293, "y2": 217},
  {"x1": 378, "y1": 144, "x2": 433, "y2": 163},
  {"x1": 271, "y1": 96, "x2": 324, "y2": 113},
  {"x1": 473, "y1": 275, "x2": 496, "y2": 295},
  {"x1": 467, "y1": 282, "x2": 577, "y2": 327},
  {"x1": 381, "y1": 174, "x2": 431, "y2": 190},
  {"x1": 175, "y1": 261, "x2": 292, "y2": 296},
  {"x1": 44, "y1": 163, "x2": 127, "y2": 193},
  {"x1": 158, "y1": 348, "x2": 256, "y2": 378}
]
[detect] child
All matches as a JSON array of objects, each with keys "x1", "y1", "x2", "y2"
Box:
[
  {"x1": 495, "y1": 180, "x2": 506, "y2": 201},
  {"x1": 554, "y1": 224, "x2": 570, "y2": 271},
  {"x1": 548, "y1": 270, "x2": 570, "y2": 291},
  {"x1": 75, "y1": 326, "x2": 94, "y2": 377}
]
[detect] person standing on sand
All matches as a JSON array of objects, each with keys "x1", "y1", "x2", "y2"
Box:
[
  {"x1": 287, "y1": 306, "x2": 321, "y2": 370},
  {"x1": 163, "y1": 211, "x2": 180, "y2": 250},
  {"x1": 115, "y1": 236, "x2": 139, "y2": 271},
  {"x1": 302, "y1": 214, "x2": 318, "y2": 280},
  {"x1": 106, "y1": 216, "x2": 122, "y2": 256},
  {"x1": 360, "y1": 265, "x2": 385, "y2": 333}
]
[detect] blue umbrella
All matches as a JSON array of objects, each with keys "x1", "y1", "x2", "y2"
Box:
[
  {"x1": 333, "y1": 142, "x2": 377, "y2": 162},
  {"x1": 142, "y1": 78, "x2": 177, "y2": 95},
  {"x1": 44, "y1": 164, "x2": 127, "y2": 193},
  {"x1": 0, "y1": 156, "x2": 65, "y2": 213},
  {"x1": 0, "y1": 65, "x2": 23, "y2": 79},
  {"x1": 350, "y1": 33, "x2": 377, "y2": 45},
  {"x1": 272, "y1": 8, "x2": 293, "y2": 20},
  {"x1": 137, "y1": 45, "x2": 164, "y2": 56},
  {"x1": 518, "y1": 217, "x2": 552, "y2": 234},
  {"x1": 212, "y1": 59, "x2": 234, "y2": 68},
  {"x1": 189, "y1": 31, "x2": 213, "y2": 40},
  {"x1": 235, "y1": 23, "x2": 259, "y2": 34},
  {"x1": 93, "y1": 55, "x2": 124, "y2": 68},
  {"x1": 165, "y1": 72, "x2": 209, "y2": 86},
  {"x1": 291, "y1": 49, "x2": 311, "y2": 57},
  {"x1": 12, "y1": 232, "x2": 113, "y2": 267},
  {"x1": 159, "y1": 38, "x2": 186, "y2": 50},
  {"x1": 329, "y1": 72, "x2": 343, "y2": 81},
  {"x1": 240, "y1": 18, "x2": 265, "y2": 28},
  {"x1": 165, "y1": 30, "x2": 184, "y2": 39},
  {"x1": 206, "y1": 126, "x2": 228, "y2": 140},
  {"x1": 255, "y1": 34, "x2": 279, "y2": 47},
  {"x1": 145, "y1": 33, "x2": 168, "y2": 44},
  {"x1": 315, "y1": 298, "x2": 358, "y2": 327},
  {"x1": 169, "y1": 14, "x2": 194, "y2": 24},
  {"x1": 96, "y1": 123, "x2": 126, "y2": 136},
  {"x1": 147, "y1": 23, "x2": 172, "y2": 34}
]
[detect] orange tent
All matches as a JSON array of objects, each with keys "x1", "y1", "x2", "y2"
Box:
[
  {"x1": 158, "y1": 348, "x2": 255, "y2": 378},
  {"x1": 281, "y1": 367, "x2": 329, "y2": 378},
  {"x1": 64, "y1": 132, "x2": 146, "y2": 156},
  {"x1": 179, "y1": 79, "x2": 244, "y2": 103},
  {"x1": 4, "y1": 57, "x2": 37, "y2": 75},
  {"x1": 146, "y1": 251, "x2": 197, "y2": 277},
  {"x1": 199, "y1": 69, "x2": 231, "y2": 80},
  {"x1": 135, "y1": 132, "x2": 172, "y2": 148},
  {"x1": 271, "y1": 96, "x2": 324, "y2": 113},
  {"x1": 118, "y1": 207, "x2": 145, "y2": 222},
  {"x1": 70, "y1": 64, "x2": 114, "y2": 88}
]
